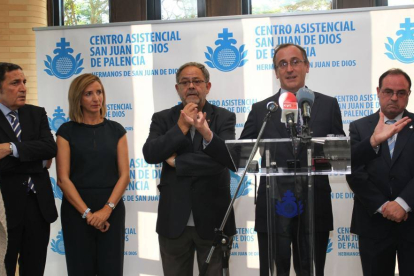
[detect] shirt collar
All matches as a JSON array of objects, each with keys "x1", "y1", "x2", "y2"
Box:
[
  {"x1": 0, "y1": 103, "x2": 15, "y2": 117},
  {"x1": 280, "y1": 86, "x2": 306, "y2": 95},
  {"x1": 383, "y1": 112, "x2": 403, "y2": 123}
]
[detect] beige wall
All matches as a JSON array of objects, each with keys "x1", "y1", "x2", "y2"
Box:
[{"x1": 0, "y1": 0, "x2": 47, "y2": 105}]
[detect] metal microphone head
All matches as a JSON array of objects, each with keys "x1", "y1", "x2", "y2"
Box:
[
  {"x1": 297, "y1": 87, "x2": 315, "y2": 107},
  {"x1": 266, "y1": 101, "x2": 278, "y2": 112}
]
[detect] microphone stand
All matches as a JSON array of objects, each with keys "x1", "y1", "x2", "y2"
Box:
[
  {"x1": 199, "y1": 110, "x2": 275, "y2": 276},
  {"x1": 297, "y1": 112, "x2": 315, "y2": 276}
]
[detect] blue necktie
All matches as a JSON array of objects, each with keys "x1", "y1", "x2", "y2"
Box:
[
  {"x1": 9, "y1": 111, "x2": 36, "y2": 193},
  {"x1": 386, "y1": 119, "x2": 397, "y2": 158},
  {"x1": 8, "y1": 111, "x2": 21, "y2": 141}
]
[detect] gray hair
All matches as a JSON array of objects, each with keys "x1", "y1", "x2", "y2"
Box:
[{"x1": 175, "y1": 62, "x2": 210, "y2": 83}]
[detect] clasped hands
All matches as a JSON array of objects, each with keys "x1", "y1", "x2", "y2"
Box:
[
  {"x1": 382, "y1": 201, "x2": 408, "y2": 223},
  {"x1": 85, "y1": 206, "x2": 112, "y2": 232},
  {"x1": 178, "y1": 103, "x2": 212, "y2": 141},
  {"x1": 167, "y1": 103, "x2": 213, "y2": 168}
]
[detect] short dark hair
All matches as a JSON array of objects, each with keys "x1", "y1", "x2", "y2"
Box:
[
  {"x1": 176, "y1": 62, "x2": 210, "y2": 83},
  {"x1": 272, "y1": 43, "x2": 308, "y2": 70},
  {"x1": 0, "y1": 62, "x2": 23, "y2": 86},
  {"x1": 378, "y1": 68, "x2": 411, "y2": 90}
]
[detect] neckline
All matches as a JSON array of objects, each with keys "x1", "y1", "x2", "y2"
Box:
[{"x1": 79, "y1": 118, "x2": 107, "y2": 128}]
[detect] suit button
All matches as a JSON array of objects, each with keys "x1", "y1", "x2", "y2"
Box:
[{"x1": 389, "y1": 176, "x2": 395, "y2": 181}]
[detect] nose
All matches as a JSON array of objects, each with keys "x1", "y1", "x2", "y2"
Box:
[
  {"x1": 286, "y1": 62, "x2": 294, "y2": 72},
  {"x1": 92, "y1": 93, "x2": 99, "y2": 101},
  {"x1": 390, "y1": 92, "x2": 398, "y2": 100},
  {"x1": 19, "y1": 82, "x2": 26, "y2": 92}
]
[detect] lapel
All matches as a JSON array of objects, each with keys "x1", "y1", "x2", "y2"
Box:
[
  {"x1": 390, "y1": 111, "x2": 414, "y2": 166},
  {"x1": 17, "y1": 105, "x2": 30, "y2": 141},
  {"x1": 308, "y1": 92, "x2": 320, "y2": 130},
  {"x1": 0, "y1": 109, "x2": 19, "y2": 143},
  {"x1": 368, "y1": 112, "x2": 393, "y2": 166}
]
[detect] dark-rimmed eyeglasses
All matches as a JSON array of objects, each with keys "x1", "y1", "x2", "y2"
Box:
[
  {"x1": 177, "y1": 80, "x2": 207, "y2": 87},
  {"x1": 381, "y1": 90, "x2": 410, "y2": 98},
  {"x1": 276, "y1": 58, "x2": 306, "y2": 70}
]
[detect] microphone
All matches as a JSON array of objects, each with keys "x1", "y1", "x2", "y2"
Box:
[
  {"x1": 278, "y1": 92, "x2": 298, "y2": 126},
  {"x1": 296, "y1": 88, "x2": 315, "y2": 121},
  {"x1": 266, "y1": 101, "x2": 278, "y2": 113}
]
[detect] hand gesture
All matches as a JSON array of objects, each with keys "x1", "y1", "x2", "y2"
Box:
[
  {"x1": 177, "y1": 103, "x2": 198, "y2": 134},
  {"x1": 370, "y1": 112, "x2": 411, "y2": 147}
]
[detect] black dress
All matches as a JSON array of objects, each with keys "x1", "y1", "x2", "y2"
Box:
[{"x1": 57, "y1": 119, "x2": 126, "y2": 276}]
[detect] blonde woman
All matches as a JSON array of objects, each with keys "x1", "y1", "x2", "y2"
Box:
[{"x1": 56, "y1": 73, "x2": 129, "y2": 276}]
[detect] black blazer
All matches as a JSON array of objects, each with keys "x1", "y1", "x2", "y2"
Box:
[
  {"x1": 142, "y1": 102, "x2": 237, "y2": 240},
  {"x1": 240, "y1": 90, "x2": 344, "y2": 232},
  {"x1": 0, "y1": 104, "x2": 58, "y2": 229},
  {"x1": 346, "y1": 111, "x2": 414, "y2": 241}
]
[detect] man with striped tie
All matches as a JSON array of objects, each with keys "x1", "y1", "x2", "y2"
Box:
[
  {"x1": 346, "y1": 68, "x2": 414, "y2": 276},
  {"x1": 0, "y1": 63, "x2": 57, "y2": 276}
]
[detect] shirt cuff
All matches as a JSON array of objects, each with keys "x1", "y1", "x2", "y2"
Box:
[
  {"x1": 373, "y1": 145, "x2": 380, "y2": 154},
  {"x1": 395, "y1": 197, "x2": 411, "y2": 212},
  {"x1": 202, "y1": 132, "x2": 213, "y2": 149},
  {"x1": 10, "y1": 142, "x2": 19, "y2": 158},
  {"x1": 377, "y1": 201, "x2": 389, "y2": 214}
]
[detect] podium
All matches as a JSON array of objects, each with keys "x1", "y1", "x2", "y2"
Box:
[{"x1": 225, "y1": 137, "x2": 351, "y2": 275}]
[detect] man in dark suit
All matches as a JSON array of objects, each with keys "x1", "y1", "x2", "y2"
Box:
[
  {"x1": 346, "y1": 68, "x2": 413, "y2": 276},
  {"x1": 0, "y1": 62, "x2": 57, "y2": 276},
  {"x1": 240, "y1": 44, "x2": 344, "y2": 276},
  {"x1": 142, "y1": 62, "x2": 236, "y2": 276}
]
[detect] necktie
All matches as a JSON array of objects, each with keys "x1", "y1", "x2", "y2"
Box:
[
  {"x1": 8, "y1": 111, "x2": 36, "y2": 193},
  {"x1": 386, "y1": 119, "x2": 397, "y2": 158},
  {"x1": 8, "y1": 111, "x2": 21, "y2": 141},
  {"x1": 190, "y1": 126, "x2": 195, "y2": 141}
]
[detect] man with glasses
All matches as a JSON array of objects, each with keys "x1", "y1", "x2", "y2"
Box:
[
  {"x1": 143, "y1": 62, "x2": 236, "y2": 276},
  {"x1": 240, "y1": 43, "x2": 344, "y2": 276},
  {"x1": 346, "y1": 68, "x2": 413, "y2": 275}
]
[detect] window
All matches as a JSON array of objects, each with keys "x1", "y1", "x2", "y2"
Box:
[
  {"x1": 64, "y1": 0, "x2": 109, "y2": 26},
  {"x1": 252, "y1": 0, "x2": 333, "y2": 14},
  {"x1": 161, "y1": 0, "x2": 198, "y2": 20},
  {"x1": 388, "y1": 0, "x2": 414, "y2": 5}
]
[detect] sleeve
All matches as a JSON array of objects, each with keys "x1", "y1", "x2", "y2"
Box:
[
  {"x1": 239, "y1": 102, "x2": 259, "y2": 139},
  {"x1": 56, "y1": 122, "x2": 70, "y2": 141},
  {"x1": 142, "y1": 111, "x2": 190, "y2": 164},
  {"x1": 14, "y1": 107, "x2": 57, "y2": 162},
  {"x1": 176, "y1": 111, "x2": 237, "y2": 174},
  {"x1": 113, "y1": 120, "x2": 127, "y2": 139},
  {"x1": 331, "y1": 97, "x2": 345, "y2": 136},
  {"x1": 345, "y1": 121, "x2": 389, "y2": 215}
]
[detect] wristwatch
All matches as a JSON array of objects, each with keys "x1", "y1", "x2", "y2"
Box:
[
  {"x1": 106, "y1": 202, "x2": 115, "y2": 210},
  {"x1": 9, "y1": 143, "x2": 13, "y2": 155}
]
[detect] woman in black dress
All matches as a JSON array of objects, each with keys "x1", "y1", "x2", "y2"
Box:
[{"x1": 56, "y1": 73, "x2": 129, "y2": 276}]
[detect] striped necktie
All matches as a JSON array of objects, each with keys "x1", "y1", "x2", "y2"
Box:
[
  {"x1": 386, "y1": 119, "x2": 397, "y2": 158},
  {"x1": 8, "y1": 111, "x2": 21, "y2": 141},
  {"x1": 8, "y1": 111, "x2": 36, "y2": 193}
]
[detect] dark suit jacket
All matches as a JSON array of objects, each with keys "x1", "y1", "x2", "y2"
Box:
[
  {"x1": 346, "y1": 111, "x2": 414, "y2": 241},
  {"x1": 142, "y1": 102, "x2": 237, "y2": 240},
  {"x1": 0, "y1": 104, "x2": 58, "y2": 229},
  {"x1": 240, "y1": 90, "x2": 345, "y2": 232}
]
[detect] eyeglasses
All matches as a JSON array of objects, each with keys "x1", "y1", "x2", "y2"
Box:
[
  {"x1": 276, "y1": 58, "x2": 306, "y2": 70},
  {"x1": 381, "y1": 90, "x2": 410, "y2": 98},
  {"x1": 177, "y1": 80, "x2": 206, "y2": 87}
]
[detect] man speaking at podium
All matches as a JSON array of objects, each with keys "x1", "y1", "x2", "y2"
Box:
[
  {"x1": 143, "y1": 62, "x2": 236, "y2": 276},
  {"x1": 240, "y1": 44, "x2": 344, "y2": 276}
]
